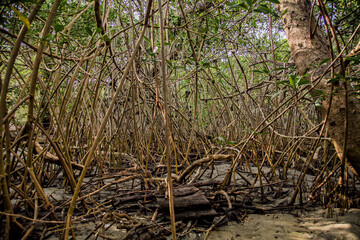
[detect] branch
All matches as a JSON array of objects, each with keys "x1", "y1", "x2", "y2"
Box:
[
  {"x1": 174, "y1": 154, "x2": 233, "y2": 182},
  {"x1": 34, "y1": 142, "x2": 84, "y2": 170}
]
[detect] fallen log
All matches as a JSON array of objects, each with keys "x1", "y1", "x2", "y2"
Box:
[
  {"x1": 158, "y1": 191, "x2": 210, "y2": 209},
  {"x1": 173, "y1": 185, "x2": 199, "y2": 197},
  {"x1": 157, "y1": 185, "x2": 218, "y2": 220},
  {"x1": 173, "y1": 208, "x2": 217, "y2": 220}
]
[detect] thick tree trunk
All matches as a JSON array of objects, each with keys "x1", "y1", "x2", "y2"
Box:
[{"x1": 279, "y1": 0, "x2": 360, "y2": 176}]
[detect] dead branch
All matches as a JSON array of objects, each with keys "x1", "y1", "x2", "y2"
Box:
[{"x1": 34, "y1": 142, "x2": 84, "y2": 170}]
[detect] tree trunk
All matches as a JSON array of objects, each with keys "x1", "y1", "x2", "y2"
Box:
[{"x1": 278, "y1": 0, "x2": 360, "y2": 176}]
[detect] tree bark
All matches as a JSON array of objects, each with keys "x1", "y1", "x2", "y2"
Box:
[{"x1": 278, "y1": 0, "x2": 360, "y2": 176}]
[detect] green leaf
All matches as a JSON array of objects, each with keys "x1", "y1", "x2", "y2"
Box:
[
  {"x1": 146, "y1": 48, "x2": 156, "y2": 56},
  {"x1": 260, "y1": 132, "x2": 270, "y2": 135},
  {"x1": 312, "y1": 89, "x2": 323, "y2": 95},
  {"x1": 328, "y1": 78, "x2": 340, "y2": 84},
  {"x1": 143, "y1": 35, "x2": 151, "y2": 43},
  {"x1": 254, "y1": 131, "x2": 270, "y2": 136},
  {"x1": 85, "y1": 26, "x2": 93, "y2": 36},
  {"x1": 345, "y1": 55, "x2": 360, "y2": 64},
  {"x1": 281, "y1": 8, "x2": 288, "y2": 16},
  {"x1": 103, "y1": 35, "x2": 111, "y2": 42},
  {"x1": 210, "y1": 66, "x2": 220, "y2": 71},
  {"x1": 174, "y1": 65, "x2": 185, "y2": 69},
  {"x1": 238, "y1": 2, "x2": 248, "y2": 9},
  {"x1": 297, "y1": 78, "x2": 310, "y2": 87},
  {"x1": 289, "y1": 75, "x2": 296, "y2": 88},
  {"x1": 200, "y1": 60, "x2": 210, "y2": 67},
  {"x1": 319, "y1": 58, "x2": 330, "y2": 65},
  {"x1": 11, "y1": 6, "x2": 30, "y2": 29},
  {"x1": 272, "y1": 67, "x2": 287, "y2": 71},
  {"x1": 276, "y1": 80, "x2": 289, "y2": 85},
  {"x1": 41, "y1": 33, "x2": 54, "y2": 44},
  {"x1": 212, "y1": 25, "x2": 219, "y2": 34},
  {"x1": 95, "y1": 27, "x2": 102, "y2": 34},
  {"x1": 244, "y1": 0, "x2": 253, "y2": 7},
  {"x1": 186, "y1": 57, "x2": 195, "y2": 64},
  {"x1": 334, "y1": 73, "x2": 343, "y2": 78},
  {"x1": 54, "y1": 24, "x2": 65, "y2": 33},
  {"x1": 262, "y1": 65, "x2": 269, "y2": 74},
  {"x1": 229, "y1": 2, "x2": 248, "y2": 9},
  {"x1": 303, "y1": 68, "x2": 310, "y2": 75},
  {"x1": 166, "y1": 60, "x2": 173, "y2": 68},
  {"x1": 199, "y1": 27, "x2": 209, "y2": 33},
  {"x1": 255, "y1": 4, "x2": 279, "y2": 17},
  {"x1": 255, "y1": 5, "x2": 272, "y2": 14}
]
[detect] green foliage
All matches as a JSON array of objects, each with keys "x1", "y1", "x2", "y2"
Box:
[
  {"x1": 1, "y1": 0, "x2": 359, "y2": 148},
  {"x1": 275, "y1": 74, "x2": 310, "y2": 89},
  {"x1": 346, "y1": 55, "x2": 360, "y2": 65}
]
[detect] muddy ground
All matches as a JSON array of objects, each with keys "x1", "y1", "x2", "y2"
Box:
[{"x1": 5, "y1": 159, "x2": 360, "y2": 240}]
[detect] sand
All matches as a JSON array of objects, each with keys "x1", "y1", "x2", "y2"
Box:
[{"x1": 206, "y1": 208, "x2": 360, "y2": 240}]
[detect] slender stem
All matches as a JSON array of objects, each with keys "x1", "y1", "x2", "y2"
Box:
[
  {"x1": 158, "y1": 0, "x2": 177, "y2": 238},
  {"x1": 0, "y1": 2, "x2": 44, "y2": 238},
  {"x1": 62, "y1": 0, "x2": 154, "y2": 238}
]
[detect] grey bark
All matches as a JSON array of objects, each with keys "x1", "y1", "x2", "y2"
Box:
[{"x1": 279, "y1": 0, "x2": 360, "y2": 176}]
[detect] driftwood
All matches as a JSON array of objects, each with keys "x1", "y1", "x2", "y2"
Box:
[
  {"x1": 112, "y1": 180, "x2": 222, "y2": 208},
  {"x1": 173, "y1": 185, "x2": 199, "y2": 197},
  {"x1": 174, "y1": 208, "x2": 217, "y2": 220},
  {"x1": 157, "y1": 185, "x2": 218, "y2": 220},
  {"x1": 158, "y1": 191, "x2": 210, "y2": 209}
]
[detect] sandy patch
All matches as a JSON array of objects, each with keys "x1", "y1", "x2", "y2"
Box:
[{"x1": 207, "y1": 208, "x2": 360, "y2": 240}]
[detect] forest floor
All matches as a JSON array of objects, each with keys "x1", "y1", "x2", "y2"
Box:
[
  {"x1": 6, "y1": 156, "x2": 360, "y2": 239},
  {"x1": 43, "y1": 205, "x2": 360, "y2": 239},
  {"x1": 206, "y1": 207, "x2": 360, "y2": 240}
]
